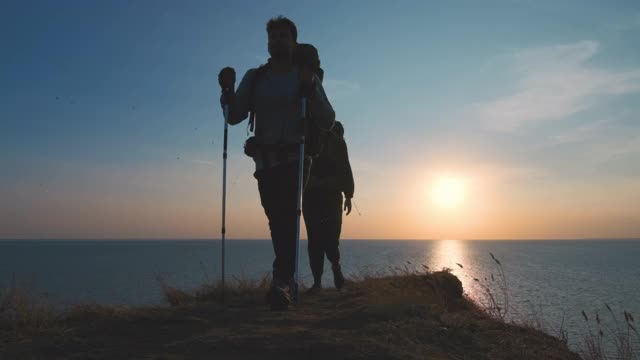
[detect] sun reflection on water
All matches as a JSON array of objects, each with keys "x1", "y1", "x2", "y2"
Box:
[{"x1": 424, "y1": 239, "x2": 481, "y2": 301}]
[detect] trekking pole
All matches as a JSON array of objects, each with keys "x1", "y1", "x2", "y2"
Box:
[
  {"x1": 221, "y1": 101, "x2": 230, "y2": 301},
  {"x1": 352, "y1": 199, "x2": 362, "y2": 216},
  {"x1": 293, "y1": 96, "x2": 306, "y2": 302}
]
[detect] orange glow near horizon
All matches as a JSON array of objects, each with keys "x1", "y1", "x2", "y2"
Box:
[{"x1": 2, "y1": 160, "x2": 640, "y2": 240}]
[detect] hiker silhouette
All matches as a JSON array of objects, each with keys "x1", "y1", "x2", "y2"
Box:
[
  {"x1": 218, "y1": 16, "x2": 335, "y2": 310},
  {"x1": 303, "y1": 121, "x2": 354, "y2": 294}
]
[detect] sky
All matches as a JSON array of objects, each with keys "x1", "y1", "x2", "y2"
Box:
[{"x1": 1, "y1": 0, "x2": 640, "y2": 240}]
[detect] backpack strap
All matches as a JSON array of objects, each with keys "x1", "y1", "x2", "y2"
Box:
[{"x1": 248, "y1": 61, "x2": 271, "y2": 134}]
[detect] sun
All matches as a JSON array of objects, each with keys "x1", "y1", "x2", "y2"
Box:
[{"x1": 431, "y1": 176, "x2": 466, "y2": 209}]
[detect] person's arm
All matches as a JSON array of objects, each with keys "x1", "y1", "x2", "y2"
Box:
[
  {"x1": 308, "y1": 75, "x2": 335, "y2": 131},
  {"x1": 341, "y1": 139, "x2": 354, "y2": 215},
  {"x1": 225, "y1": 69, "x2": 257, "y2": 125},
  {"x1": 340, "y1": 138, "x2": 355, "y2": 200}
]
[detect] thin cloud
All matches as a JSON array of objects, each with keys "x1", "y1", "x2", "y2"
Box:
[
  {"x1": 463, "y1": 162, "x2": 551, "y2": 184},
  {"x1": 470, "y1": 40, "x2": 640, "y2": 132},
  {"x1": 547, "y1": 118, "x2": 614, "y2": 146},
  {"x1": 597, "y1": 135, "x2": 640, "y2": 160}
]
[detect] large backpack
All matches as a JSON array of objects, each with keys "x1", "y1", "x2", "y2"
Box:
[{"x1": 245, "y1": 43, "x2": 326, "y2": 158}]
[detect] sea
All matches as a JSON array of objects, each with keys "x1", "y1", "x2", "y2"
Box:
[{"x1": 1, "y1": 239, "x2": 639, "y2": 354}]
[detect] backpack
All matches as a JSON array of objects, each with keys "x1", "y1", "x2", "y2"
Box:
[{"x1": 244, "y1": 43, "x2": 326, "y2": 158}]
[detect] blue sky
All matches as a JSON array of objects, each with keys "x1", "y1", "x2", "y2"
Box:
[{"x1": 2, "y1": 0, "x2": 640, "y2": 239}]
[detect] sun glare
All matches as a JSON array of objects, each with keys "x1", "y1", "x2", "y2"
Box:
[{"x1": 431, "y1": 176, "x2": 466, "y2": 209}]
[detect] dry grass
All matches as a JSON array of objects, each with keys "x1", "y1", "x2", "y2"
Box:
[
  {"x1": 159, "y1": 264, "x2": 474, "y2": 315},
  {"x1": 0, "y1": 275, "x2": 56, "y2": 335},
  {"x1": 456, "y1": 253, "x2": 510, "y2": 322},
  {"x1": 152, "y1": 255, "x2": 634, "y2": 360},
  {"x1": 65, "y1": 303, "x2": 143, "y2": 321},
  {"x1": 520, "y1": 301, "x2": 570, "y2": 346},
  {"x1": 157, "y1": 272, "x2": 272, "y2": 306},
  {"x1": 459, "y1": 253, "x2": 638, "y2": 360},
  {"x1": 354, "y1": 268, "x2": 472, "y2": 313},
  {"x1": 3, "y1": 251, "x2": 635, "y2": 360},
  {"x1": 0, "y1": 268, "x2": 582, "y2": 360},
  {"x1": 579, "y1": 304, "x2": 639, "y2": 360}
]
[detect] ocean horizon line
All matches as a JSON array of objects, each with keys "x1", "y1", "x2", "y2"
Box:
[{"x1": 1, "y1": 237, "x2": 639, "y2": 242}]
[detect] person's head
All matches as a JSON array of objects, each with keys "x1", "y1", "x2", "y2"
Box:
[
  {"x1": 266, "y1": 16, "x2": 297, "y2": 61},
  {"x1": 332, "y1": 121, "x2": 345, "y2": 138},
  {"x1": 294, "y1": 43, "x2": 324, "y2": 82}
]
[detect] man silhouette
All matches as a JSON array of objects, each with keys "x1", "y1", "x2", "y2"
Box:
[{"x1": 218, "y1": 16, "x2": 335, "y2": 310}]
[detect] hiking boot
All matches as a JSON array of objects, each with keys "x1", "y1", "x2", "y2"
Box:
[
  {"x1": 266, "y1": 278, "x2": 291, "y2": 311},
  {"x1": 305, "y1": 282, "x2": 322, "y2": 295},
  {"x1": 332, "y1": 263, "x2": 345, "y2": 289}
]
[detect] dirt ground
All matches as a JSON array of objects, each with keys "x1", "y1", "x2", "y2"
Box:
[{"x1": 0, "y1": 272, "x2": 581, "y2": 360}]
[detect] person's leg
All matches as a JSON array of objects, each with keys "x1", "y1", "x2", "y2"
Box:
[
  {"x1": 257, "y1": 163, "x2": 298, "y2": 306},
  {"x1": 325, "y1": 192, "x2": 344, "y2": 288},
  {"x1": 303, "y1": 189, "x2": 326, "y2": 288}
]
